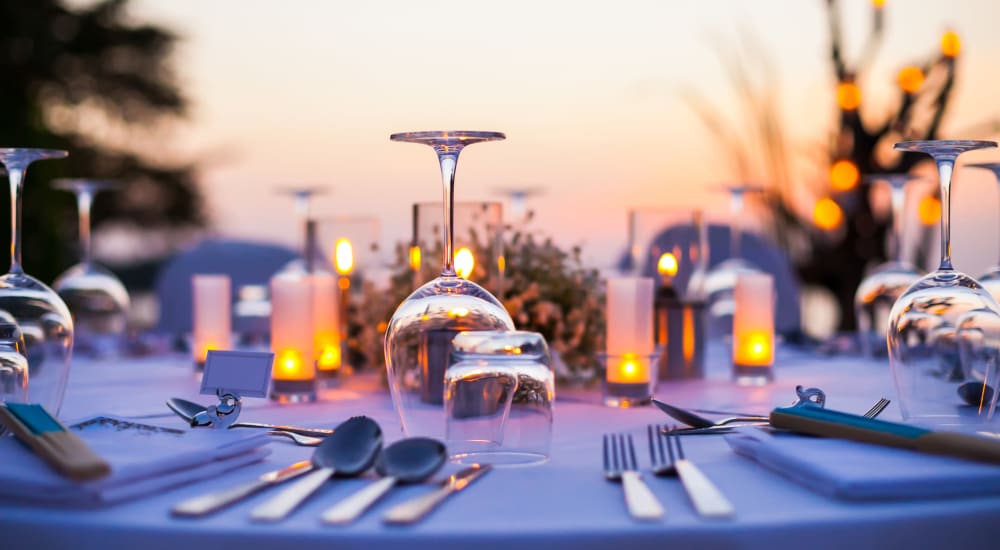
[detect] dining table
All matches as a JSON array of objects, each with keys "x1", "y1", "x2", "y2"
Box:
[{"x1": 1, "y1": 343, "x2": 998, "y2": 550}]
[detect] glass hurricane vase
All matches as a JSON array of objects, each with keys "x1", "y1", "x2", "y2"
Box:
[
  {"x1": 0, "y1": 149, "x2": 74, "y2": 414},
  {"x1": 52, "y1": 179, "x2": 129, "y2": 357},
  {"x1": 385, "y1": 131, "x2": 515, "y2": 440},
  {"x1": 887, "y1": 140, "x2": 1000, "y2": 426}
]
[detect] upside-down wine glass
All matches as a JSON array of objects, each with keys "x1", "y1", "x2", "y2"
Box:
[
  {"x1": 887, "y1": 140, "x2": 1000, "y2": 426},
  {"x1": 385, "y1": 131, "x2": 516, "y2": 440},
  {"x1": 854, "y1": 174, "x2": 924, "y2": 358},
  {"x1": 702, "y1": 184, "x2": 765, "y2": 337},
  {"x1": 52, "y1": 180, "x2": 129, "y2": 357},
  {"x1": 0, "y1": 149, "x2": 74, "y2": 414},
  {"x1": 966, "y1": 163, "x2": 1000, "y2": 304}
]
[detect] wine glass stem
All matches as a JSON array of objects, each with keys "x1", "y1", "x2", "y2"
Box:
[
  {"x1": 76, "y1": 190, "x2": 93, "y2": 266},
  {"x1": 937, "y1": 158, "x2": 955, "y2": 271},
  {"x1": 7, "y1": 167, "x2": 24, "y2": 275},
  {"x1": 438, "y1": 152, "x2": 459, "y2": 277},
  {"x1": 888, "y1": 185, "x2": 905, "y2": 263},
  {"x1": 730, "y1": 190, "x2": 744, "y2": 260}
]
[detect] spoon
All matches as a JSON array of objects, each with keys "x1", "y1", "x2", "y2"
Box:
[
  {"x1": 321, "y1": 437, "x2": 447, "y2": 525},
  {"x1": 166, "y1": 398, "x2": 334, "y2": 438},
  {"x1": 267, "y1": 430, "x2": 324, "y2": 446},
  {"x1": 250, "y1": 416, "x2": 382, "y2": 522},
  {"x1": 652, "y1": 399, "x2": 768, "y2": 429},
  {"x1": 958, "y1": 381, "x2": 997, "y2": 409}
]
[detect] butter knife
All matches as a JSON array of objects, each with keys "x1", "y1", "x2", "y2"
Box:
[
  {"x1": 383, "y1": 464, "x2": 492, "y2": 524},
  {"x1": 172, "y1": 460, "x2": 313, "y2": 517}
]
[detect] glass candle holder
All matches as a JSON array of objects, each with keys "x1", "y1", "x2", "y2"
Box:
[
  {"x1": 311, "y1": 271, "x2": 341, "y2": 379},
  {"x1": 445, "y1": 330, "x2": 554, "y2": 467},
  {"x1": 191, "y1": 274, "x2": 231, "y2": 369},
  {"x1": 732, "y1": 272, "x2": 775, "y2": 385},
  {"x1": 604, "y1": 277, "x2": 655, "y2": 406},
  {"x1": 269, "y1": 271, "x2": 316, "y2": 403}
]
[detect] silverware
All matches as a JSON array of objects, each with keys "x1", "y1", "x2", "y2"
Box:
[
  {"x1": 382, "y1": 464, "x2": 492, "y2": 525},
  {"x1": 648, "y1": 424, "x2": 734, "y2": 519},
  {"x1": 267, "y1": 430, "x2": 324, "y2": 446},
  {"x1": 652, "y1": 400, "x2": 767, "y2": 429},
  {"x1": 602, "y1": 433, "x2": 664, "y2": 521},
  {"x1": 172, "y1": 460, "x2": 313, "y2": 517},
  {"x1": 663, "y1": 397, "x2": 891, "y2": 435},
  {"x1": 166, "y1": 398, "x2": 334, "y2": 438}
]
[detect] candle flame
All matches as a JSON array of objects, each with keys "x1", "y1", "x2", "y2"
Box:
[
  {"x1": 454, "y1": 247, "x2": 475, "y2": 279},
  {"x1": 277, "y1": 349, "x2": 303, "y2": 374},
  {"x1": 318, "y1": 344, "x2": 340, "y2": 370},
  {"x1": 409, "y1": 245, "x2": 421, "y2": 271},
  {"x1": 335, "y1": 238, "x2": 354, "y2": 275},
  {"x1": 657, "y1": 253, "x2": 678, "y2": 277}
]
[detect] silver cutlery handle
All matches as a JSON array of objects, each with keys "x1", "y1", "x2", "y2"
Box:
[
  {"x1": 382, "y1": 483, "x2": 455, "y2": 524},
  {"x1": 675, "y1": 459, "x2": 734, "y2": 519},
  {"x1": 322, "y1": 477, "x2": 397, "y2": 525},
  {"x1": 233, "y1": 422, "x2": 332, "y2": 438},
  {"x1": 250, "y1": 468, "x2": 332, "y2": 522},
  {"x1": 621, "y1": 470, "x2": 664, "y2": 521},
  {"x1": 173, "y1": 478, "x2": 270, "y2": 517}
]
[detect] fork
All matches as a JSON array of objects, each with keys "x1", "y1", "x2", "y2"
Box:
[
  {"x1": 647, "y1": 424, "x2": 735, "y2": 519},
  {"x1": 602, "y1": 433, "x2": 664, "y2": 521},
  {"x1": 670, "y1": 397, "x2": 891, "y2": 435}
]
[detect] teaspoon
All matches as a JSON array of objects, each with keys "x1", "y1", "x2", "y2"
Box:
[
  {"x1": 250, "y1": 416, "x2": 382, "y2": 522},
  {"x1": 321, "y1": 437, "x2": 447, "y2": 525}
]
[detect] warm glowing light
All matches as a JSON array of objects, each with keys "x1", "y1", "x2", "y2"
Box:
[
  {"x1": 497, "y1": 254, "x2": 506, "y2": 274},
  {"x1": 941, "y1": 30, "x2": 961, "y2": 58},
  {"x1": 813, "y1": 198, "x2": 844, "y2": 230},
  {"x1": 196, "y1": 343, "x2": 219, "y2": 363},
  {"x1": 408, "y1": 245, "x2": 421, "y2": 272},
  {"x1": 872, "y1": 0, "x2": 885, "y2": 8},
  {"x1": 919, "y1": 196, "x2": 942, "y2": 226},
  {"x1": 682, "y1": 307, "x2": 695, "y2": 362},
  {"x1": 454, "y1": 247, "x2": 475, "y2": 279},
  {"x1": 657, "y1": 252, "x2": 679, "y2": 277},
  {"x1": 335, "y1": 238, "x2": 354, "y2": 275},
  {"x1": 836, "y1": 81, "x2": 862, "y2": 111},
  {"x1": 277, "y1": 349, "x2": 304, "y2": 374},
  {"x1": 448, "y1": 307, "x2": 470, "y2": 318},
  {"x1": 897, "y1": 66, "x2": 924, "y2": 93},
  {"x1": 738, "y1": 332, "x2": 773, "y2": 364},
  {"x1": 830, "y1": 159, "x2": 860, "y2": 191},
  {"x1": 317, "y1": 344, "x2": 340, "y2": 370},
  {"x1": 621, "y1": 357, "x2": 638, "y2": 378}
]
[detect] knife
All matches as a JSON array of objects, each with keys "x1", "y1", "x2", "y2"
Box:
[
  {"x1": 172, "y1": 460, "x2": 313, "y2": 517},
  {"x1": 382, "y1": 464, "x2": 492, "y2": 524}
]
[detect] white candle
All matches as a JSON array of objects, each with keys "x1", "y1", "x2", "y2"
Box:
[
  {"x1": 606, "y1": 277, "x2": 654, "y2": 384},
  {"x1": 733, "y1": 272, "x2": 775, "y2": 368},
  {"x1": 192, "y1": 274, "x2": 231, "y2": 366},
  {"x1": 311, "y1": 272, "x2": 341, "y2": 373},
  {"x1": 270, "y1": 272, "x2": 315, "y2": 382}
]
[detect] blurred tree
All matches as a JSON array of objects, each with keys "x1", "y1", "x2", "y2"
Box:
[{"x1": 0, "y1": 0, "x2": 204, "y2": 284}]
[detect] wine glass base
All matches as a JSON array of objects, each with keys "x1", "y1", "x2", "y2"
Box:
[{"x1": 449, "y1": 449, "x2": 549, "y2": 468}]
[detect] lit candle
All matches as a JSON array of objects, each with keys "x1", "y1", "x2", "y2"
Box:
[
  {"x1": 191, "y1": 274, "x2": 231, "y2": 369},
  {"x1": 270, "y1": 271, "x2": 316, "y2": 402},
  {"x1": 454, "y1": 247, "x2": 475, "y2": 279},
  {"x1": 604, "y1": 277, "x2": 655, "y2": 407},
  {"x1": 334, "y1": 238, "x2": 353, "y2": 371},
  {"x1": 732, "y1": 272, "x2": 775, "y2": 385},
  {"x1": 312, "y1": 271, "x2": 341, "y2": 377}
]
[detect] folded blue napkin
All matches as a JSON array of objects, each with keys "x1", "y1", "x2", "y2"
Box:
[
  {"x1": 725, "y1": 428, "x2": 1000, "y2": 501},
  {"x1": 0, "y1": 414, "x2": 270, "y2": 506}
]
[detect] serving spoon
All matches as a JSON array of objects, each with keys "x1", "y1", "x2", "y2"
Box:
[
  {"x1": 250, "y1": 416, "x2": 382, "y2": 522},
  {"x1": 321, "y1": 437, "x2": 447, "y2": 525}
]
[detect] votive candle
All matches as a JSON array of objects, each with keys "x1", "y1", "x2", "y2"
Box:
[
  {"x1": 604, "y1": 277, "x2": 655, "y2": 406},
  {"x1": 312, "y1": 272, "x2": 341, "y2": 378},
  {"x1": 191, "y1": 274, "x2": 231, "y2": 369},
  {"x1": 270, "y1": 271, "x2": 316, "y2": 402},
  {"x1": 732, "y1": 272, "x2": 775, "y2": 385}
]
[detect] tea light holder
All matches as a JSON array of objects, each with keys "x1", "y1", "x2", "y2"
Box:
[
  {"x1": 732, "y1": 272, "x2": 775, "y2": 385},
  {"x1": 604, "y1": 277, "x2": 655, "y2": 407},
  {"x1": 191, "y1": 274, "x2": 231, "y2": 370},
  {"x1": 269, "y1": 272, "x2": 317, "y2": 403},
  {"x1": 312, "y1": 272, "x2": 341, "y2": 380}
]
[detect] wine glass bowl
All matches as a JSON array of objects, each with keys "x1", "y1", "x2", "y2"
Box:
[
  {"x1": 0, "y1": 148, "x2": 74, "y2": 414},
  {"x1": 51, "y1": 179, "x2": 129, "y2": 356},
  {"x1": 384, "y1": 131, "x2": 515, "y2": 440},
  {"x1": 854, "y1": 174, "x2": 924, "y2": 357},
  {"x1": 887, "y1": 139, "x2": 1000, "y2": 426}
]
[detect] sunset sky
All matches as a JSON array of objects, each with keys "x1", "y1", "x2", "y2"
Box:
[{"x1": 127, "y1": 0, "x2": 1000, "y2": 273}]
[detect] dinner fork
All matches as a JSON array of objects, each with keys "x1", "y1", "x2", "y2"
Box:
[
  {"x1": 670, "y1": 397, "x2": 891, "y2": 435},
  {"x1": 647, "y1": 424, "x2": 734, "y2": 519},
  {"x1": 602, "y1": 433, "x2": 664, "y2": 521}
]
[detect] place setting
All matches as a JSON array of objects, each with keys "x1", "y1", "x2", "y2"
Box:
[{"x1": 2, "y1": 2, "x2": 1000, "y2": 548}]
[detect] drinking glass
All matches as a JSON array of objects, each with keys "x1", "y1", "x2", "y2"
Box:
[
  {"x1": 385, "y1": 131, "x2": 516, "y2": 439},
  {"x1": 445, "y1": 331, "x2": 553, "y2": 466},
  {"x1": 887, "y1": 140, "x2": 1000, "y2": 425},
  {"x1": 966, "y1": 163, "x2": 1000, "y2": 303},
  {"x1": 854, "y1": 174, "x2": 924, "y2": 357},
  {"x1": 0, "y1": 148, "x2": 74, "y2": 414},
  {"x1": 52, "y1": 179, "x2": 129, "y2": 356},
  {"x1": 702, "y1": 184, "x2": 764, "y2": 336}
]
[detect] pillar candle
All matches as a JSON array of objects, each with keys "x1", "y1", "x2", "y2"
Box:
[
  {"x1": 733, "y1": 272, "x2": 775, "y2": 374},
  {"x1": 270, "y1": 272, "x2": 316, "y2": 384},
  {"x1": 311, "y1": 272, "x2": 341, "y2": 374},
  {"x1": 191, "y1": 274, "x2": 231, "y2": 368},
  {"x1": 605, "y1": 277, "x2": 654, "y2": 384}
]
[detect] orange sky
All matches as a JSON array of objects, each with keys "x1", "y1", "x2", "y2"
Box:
[{"x1": 123, "y1": 0, "x2": 1000, "y2": 273}]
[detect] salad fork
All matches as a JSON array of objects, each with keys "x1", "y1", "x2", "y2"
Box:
[{"x1": 602, "y1": 433, "x2": 663, "y2": 521}]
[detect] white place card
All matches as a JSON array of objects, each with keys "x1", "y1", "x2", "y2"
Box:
[{"x1": 200, "y1": 350, "x2": 275, "y2": 398}]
